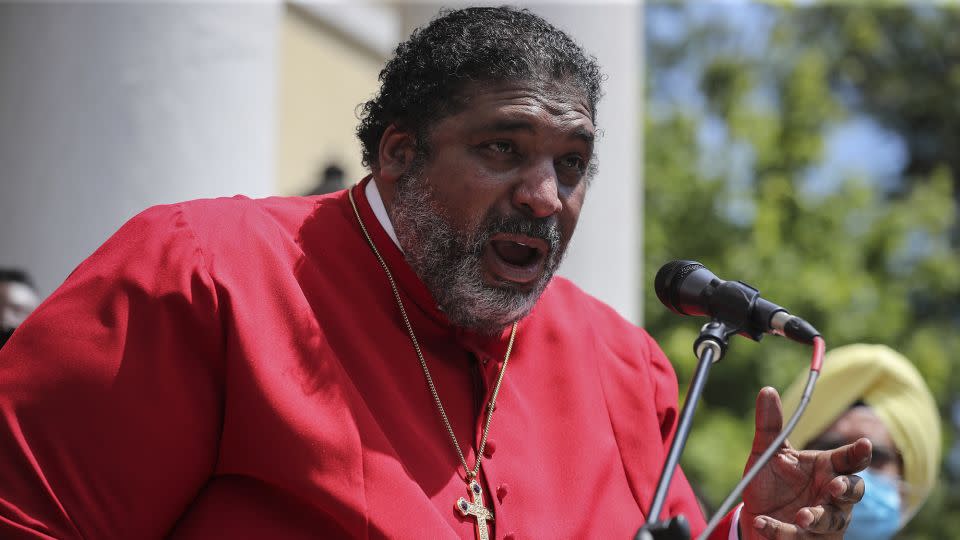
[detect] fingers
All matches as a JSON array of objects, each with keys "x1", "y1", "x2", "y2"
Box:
[
  {"x1": 754, "y1": 511, "x2": 849, "y2": 539},
  {"x1": 757, "y1": 476, "x2": 863, "y2": 537},
  {"x1": 828, "y1": 437, "x2": 872, "y2": 474},
  {"x1": 826, "y1": 473, "x2": 865, "y2": 504},
  {"x1": 752, "y1": 516, "x2": 801, "y2": 539},
  {"x1": 752, "y1": 387, "x2": 785, "y2": 453},
  {"x1": 794, "y1": 504, "x2": 850, "y2": 534}
]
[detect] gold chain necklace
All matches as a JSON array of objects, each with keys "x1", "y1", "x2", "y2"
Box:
[{"x1": 348, "y1": 187, "x2": 516, "y2": 540}]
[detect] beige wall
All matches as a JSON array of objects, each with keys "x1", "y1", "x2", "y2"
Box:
[{"x1": 276, "y1": 6, "x2": 386, "y2": 195}]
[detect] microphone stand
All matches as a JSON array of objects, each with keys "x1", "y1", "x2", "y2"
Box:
[{"x1": 634, "y1": 320, "x2": 737, "y2": 540}]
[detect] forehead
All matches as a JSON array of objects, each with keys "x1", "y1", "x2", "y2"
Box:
[
  {"x1": 0, "y1": 281, "x2": 38, "y2": 307},
  {"x1": 442, "y1": 79, "x2": 595, "y2": 134},
  {"x1": 821, "y1": 406, "x2": 896, "y2": 449}
]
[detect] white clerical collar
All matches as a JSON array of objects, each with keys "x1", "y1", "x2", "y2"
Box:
[{"x1": 365, "y1": 178, "x2": 402, "y2": 251}]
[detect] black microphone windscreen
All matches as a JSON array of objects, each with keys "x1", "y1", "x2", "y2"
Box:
[{"x1": 654, "y1": 260, "x2": 705, "y2": 313}]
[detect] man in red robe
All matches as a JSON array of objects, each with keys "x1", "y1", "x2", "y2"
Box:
[{"x1": 0, "y1": 7, "x2": 867, "y2": 539}]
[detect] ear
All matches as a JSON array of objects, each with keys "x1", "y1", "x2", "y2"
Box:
[{"x1": 376, "y1": 124, "x2": 417, "y2": 185}]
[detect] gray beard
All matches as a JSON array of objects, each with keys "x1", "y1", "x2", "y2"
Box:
[{"x1": 389, "y1": 172, "x2": 565, "y2": 334}]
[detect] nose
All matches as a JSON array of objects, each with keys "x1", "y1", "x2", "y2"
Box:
[{"x1": 512, "y1": 160, "x2": 562, "y2": 218}]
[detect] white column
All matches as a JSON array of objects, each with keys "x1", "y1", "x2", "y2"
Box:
[
  {"x1": 0, "y1": 3, "x2": 280, "y2": 295},
  {"x1": 397, "y1": 2, "x2": 643, "y2": 323}
]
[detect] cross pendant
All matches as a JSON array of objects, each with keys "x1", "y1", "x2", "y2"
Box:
[{"x1": 456, "y1": 479, "x2": 494, "y2": 540}]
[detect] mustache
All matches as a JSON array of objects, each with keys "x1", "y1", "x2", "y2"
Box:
[{"x1": 479, "y1": 213, "x2": 562, "y2": 253}]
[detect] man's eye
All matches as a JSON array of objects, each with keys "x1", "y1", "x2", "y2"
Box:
[
  {"x1": 486, "y1": 141, "x2": 514, "y2": 153},
  {"x1": 560, "y1": 155, "x2": 586, "y2": 172},
  {"x1": 870, "y1": 445, "x2": 903, "y2": 469}
]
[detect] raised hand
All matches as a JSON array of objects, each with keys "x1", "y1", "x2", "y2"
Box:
[{"x1": 740, "y1": 387, "x2": 871, "y2": 539}]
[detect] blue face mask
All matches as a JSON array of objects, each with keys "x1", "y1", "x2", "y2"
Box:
[{"x1": 844, "y1": 468, "x2": 902, "y2": 540}]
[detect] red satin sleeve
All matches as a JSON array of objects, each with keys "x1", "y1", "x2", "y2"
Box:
[{"x1": 0, "y1": 204, "x2": 224, "y2": 539}]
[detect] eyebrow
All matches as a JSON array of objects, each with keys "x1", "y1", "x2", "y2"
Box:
[
  {"x1": 479, "y1": 120, "x2": 595, "y2": 145},
  {"x1": 571, "y1": 126, "x2": 595, "y2": 145}
]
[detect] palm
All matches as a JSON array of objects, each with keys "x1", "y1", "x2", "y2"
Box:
[{"x1": 742, "y1": 448, "x2": 834, "y2": 527}]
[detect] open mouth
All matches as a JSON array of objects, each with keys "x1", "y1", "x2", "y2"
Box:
[{"x1": 482, "y1": 233, "x2": 550, "y2": 285}]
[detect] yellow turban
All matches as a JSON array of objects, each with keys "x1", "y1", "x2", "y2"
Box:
[{"x1": 780, "y1": 344, "x2": 941, "y2": 521}]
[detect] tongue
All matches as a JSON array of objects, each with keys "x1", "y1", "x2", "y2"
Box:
[{"x1": 491, "y1": 240, "x2": 538, "y2": 266}]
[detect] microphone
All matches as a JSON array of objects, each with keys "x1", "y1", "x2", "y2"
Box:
[{"x1": 654, "y1": 260, "x2": 819, "y2": 344}]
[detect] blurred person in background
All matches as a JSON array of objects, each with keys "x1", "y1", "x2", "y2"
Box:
[
  {"x1": 305, "y1": 163, "x2": 346, "y2": 196},
  {"x1": 0, "y1": 268, "x2": 39, "y2": 349},
  {"x1": 782, "y1": 344, "x2": 941, "y2": 540}
]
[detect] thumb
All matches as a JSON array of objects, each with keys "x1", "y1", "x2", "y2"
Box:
[{"x1": 752, "y1": 387, "x2": 785, "y2": 454}]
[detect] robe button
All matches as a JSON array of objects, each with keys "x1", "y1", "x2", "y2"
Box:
[
  {"x1": 497, "y1": 483, "x2": 509, "y2": 503},
  {"x1": 483, "y1": 439, "x2": 496, "y2": 458}
]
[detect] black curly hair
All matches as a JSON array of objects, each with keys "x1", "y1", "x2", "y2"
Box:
[
  {"x1": 356, "y1": 6, "x2": 604, "y2": 170},
  {"x1": 0, "y1": 269, "x2": 35, "y2": 291}
]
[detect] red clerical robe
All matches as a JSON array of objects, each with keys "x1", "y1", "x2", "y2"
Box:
[{"x1": 0, "y1": 179, "x2": 734, "y2": 539}]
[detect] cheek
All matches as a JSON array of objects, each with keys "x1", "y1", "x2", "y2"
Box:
[
  {"x1": 424, "y1": 156, "x2": 504, "y2": 202},
  {"x1": 440, "y1": 183, "x2": 514, "y2": 226},
  {"x1": 427, "y1": 180, "x2": 499, "y2": 232},
  {"x1": 559, "y1": 192, "x2": 586, "y2": 237}
]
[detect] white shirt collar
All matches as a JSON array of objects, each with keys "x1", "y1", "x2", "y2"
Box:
[{"x1": 364, "y1": 179, "x2": 402, "y2": 250}]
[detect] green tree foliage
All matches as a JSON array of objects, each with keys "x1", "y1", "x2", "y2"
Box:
[
  {"x1": 793, "y1": 6, "x2": 960, "y2": 204},
  {"x1": 644, "y1": 3, "x2": 960, "y2": 536}
]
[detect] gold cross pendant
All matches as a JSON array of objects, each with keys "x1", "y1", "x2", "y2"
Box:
[{"x1": 456, "y1": 479, "x2": 494, "y2": 540}]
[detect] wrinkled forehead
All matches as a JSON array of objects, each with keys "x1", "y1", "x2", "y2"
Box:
[{"x1": 449, "y1": 77, "x2": 594, "y2": 123}]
